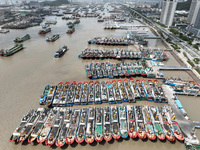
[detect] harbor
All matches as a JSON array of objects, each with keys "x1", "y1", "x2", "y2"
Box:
[{"x1": 0, "y1": 2, "x2": 200, "y2": 150}]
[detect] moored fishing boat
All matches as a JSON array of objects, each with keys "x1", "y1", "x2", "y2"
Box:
[
  {"x1": 111, "y1": 106, "x2": 120, "y2": 139},
  {"x1": 172, "y1": 123, "x2": 184, "y2": 141},
  {"x1": 94, "y1": 81, "x2": 101, "y2": 104},
  {"x1": 135, "y1": 106, "x2": 146, "y2": 139},
  {"x1": 126, "y1": 105, "x2": 137, "y2": 138},
  {"x1": 66, "y1": 109, "x2": 80, "y2": 145},
  {"x1": 95, "y1": 107, "x2": 103, "y2": 142},
  {"x1": 107, "y1": 81, "x2": 115, "y2": 104},
  {"x1": 103, "y1": 106, "x2": 112, "y2": 141},
  {"x1": 88, "y1": 81, "x2": 94, "y2": 104},
  {"x1": 9, "y1": 109, "x2": 35, "y2": 142},
  {"x1": 66, "y1": 81, "x2": 77, "y2": 106},
  {"x1": 112, "y1": 80, "x2": 122, "y2": 103},
  {"x1": 14, "y1": 34, "x2": 30, "y2": 43},
  {"x1": 40, "y1": 85, "x2": 51, "y2": 105},
  {"x1": 45, "y1": 85, "x2": 57, "y2": 107},
  {"x1": 28, "y1": 108, "x2": 49, "y2": 143},
  {"x1": 46, "y1": 34, "x2": 59, "y2": 42},
  {"x1": 81, "y1": 81, "x2": 88, "y2": 105},
  {"x1": 75, "y1": 108, "x2": 88, "y2": 143},
  {"x1": 101, "y1": 81, "x2": 108, "y2": 103},
  {"x1": 85, "y1": 107, "x2": 95, "y2": 143},
  {"x1": 52, "y1": 82, "x2": 63, "y2": 107},
  {"x1": 118, "y1": 105, "x2": 128, "y2": 138},
  {"x1": 74, "y1": 82, "x2": 82, "y2": 105},
  {"x1": 58, "y1": 82, "x2": 70, "y2": 107}
]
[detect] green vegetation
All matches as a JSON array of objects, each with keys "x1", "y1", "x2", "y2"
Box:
[
  {"x1": 42, "y1": 0, "x2": 69, "y2": 6},
  {"x1": 156, "y1": 21, "x2": 167, "y2": 28},
  {"x1": 183, "y1": 52, "x2": 188, "y2": 58},
  {"x1": 195, "y1": 68, "x2": 200, "y2": 74},
  {"x1": 187, "y1": 59, "x2": 195, "y2": 67},
  {"x1": 176, "y1": 49, "x2": 181, "y2": 53},
  {"x1": 193, "y1": 58, "x2": 199, "y2": 64},
  {"x1": 169, "y1": 28, "x2": 179, "y2": 35},
  {"x1": 193, "y1": 44, "x2": 199, "y2": 50},
  {"x1": 179, "y1": 33, "x2": 194, "y2": 44},
  {"x1": 177, "y1": 0, "x2": 192, "y2": 10}
]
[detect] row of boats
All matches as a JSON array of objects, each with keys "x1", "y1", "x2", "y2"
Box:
[
  {"x1": 164, "y1": 78, "x2": 200, "y2": 96},
  {"x1": 88, "y1": 37, "x2": 130, "y2": 46},
  {"x1": 9, "y1": 105, "x2": 184, "y2": 147},
  {"x1": 78, "y1": 48, "x2": 168, "y2": 61},
  {"x1": 85, "y1": 61, "x2": 155, "y2": 79},
  {"x1": 66, "y1": 20, "x2": 80, "y2": 34},
  {"x1": 39, "y1": 79, "x2": 168, "y2": 107}
]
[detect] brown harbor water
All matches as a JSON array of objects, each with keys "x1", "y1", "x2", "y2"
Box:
[{"x1": 0, "y1": 16, "x2": 190, "y2": 150}]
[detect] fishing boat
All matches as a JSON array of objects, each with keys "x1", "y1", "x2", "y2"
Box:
[
  {"x1": 112, "y1": 80, "x2": 122, "y2": 103},
  {"x1": 66, "y1": 109, "x2": 80, "y2": 145},
  {"x1": 59, "y1": 82, "x2": 70, "y2": 106},
  {"x1": 103, "y1": 106, "x2": 112, "y2": 141},
  {"x1": 74, "y1": 82, "x2": 82, "y2": 105},
  {"x1": 130, "y1": 79, "x2": 141, "y2": 101},
  {"x1": 38, "y1": 28, "x2": 51, "y2": 34},
  {"x1": 54, "y1": 46, "x2": 68, "y2": 58},
  {"x1": 149, "y1": 106, "x2": 165, "y2": 141},
  {"x1": 40, "y1": 85, "x2": 51, "y2": 105},
  {"x1": 126, "y1": 105, "x2": 137, "y2": 138},
  {"x1": 135, "y1": 106, "x2": 146, "y2": 139},
  {"x1": 81, "y1": 81, "x2": 88, "y2": 105},
  {"x1": 118, "y1": 105, "x2": 128, "y2": 138},
  {"x1": 101, "y1": 81, "x2": 108, "y2": 103},
  {"x1": 124, "y1": 79, "x2": 135, "y2": 103},
  {"x1": 52, "y1": 82, "x2": 63, "y2": 107},
  {"x1": 37, "y1": 108, "x2": 59, "y2": 143},
  {"x1": 66, "y1": 27, "x2": 75, "y2": 34},
  {"x1": 9, "y1": 109, "x2": 35, "y2": 142},
  {"x1": 95, "y1": 107, "x2": 103, "y2": 142},
  {"x1": 0, "y1": 44, "x2": 23, "y2": 56},
  {"x1": 45, "y1": 85, "x2": 57, "y2": 107},
  {"x1": 45, "y1": 109, "x2": 63, "y2": 146},
  {"x1": 28, "y1": 108, "x2": 49, "y2": 143},
  {"x1": 85, "y1": 107, "x2": 95, "y2": 143},
  {"x1": 66, "y1": 81, "x2": 77, "y2": 106},
  {"x1": 94, "y1": 81, "x2": 101, "y2": 104},
  {"x1": 111, "y1": 106, "x2": 120, "y2": 139},
  {"x1": 118, "y1": 80, "x2": 128, "y2": 102},
  {"x1": 88, "y1": 81, "x2": 94, "y2": 104},
  {"x1": 107, "y1": 81, "x2": 115, "y2": 104},
  {"x1": 46, "y1": 34, "x2": 59, "y2": 42},
  {"x1": 14, "y1": 34, "x2": 30, "y2": 43},
  {"x1": 42, "y1": 23, "x2": 50, "y2": 29},
  {"x1": 172, "y1": 123, "x2": 184, "y2": 141},
  {"x1": 17, "y1": 109, "x2": 40, "y2": 143},
  {"x1": 143, "y1": 106, "x2": 156, "y2": 140},
  {"x1": 75, "y1": 108, "x2": 88, "y2": 143}
]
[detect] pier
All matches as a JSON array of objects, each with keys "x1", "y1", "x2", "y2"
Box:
[{"x1": 162, "y1": 85, "x2": 200, "y2": 145}]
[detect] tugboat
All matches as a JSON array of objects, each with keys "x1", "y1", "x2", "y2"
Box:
[
  {"x1": 40, "y1": 85, "x2": 51, "y2": 105},
  {"x1": 85, "y1": 107, "x2": 95, "y2": 143},
  {"x1": 14, "y1": 34, "x2": 30, "y2": 43},
  {"x1": 0, "y1": 44, "x2": 23, "y2": 56},
  {"x1": 118, "y1": 105, "x2": 128, "y2": 139},
  {"x1": 37, "y1": 108, "x2": 59, "y2": 143},
  {"x1": 103, "y1": 106, "x2": 112, "y2": 141},
  {"x1": 111, "y1": 106, "x2": 120, "y2": 139},
  {"x1": 66, "y1": 109, "x2": 80, "y2": 145},
  {"x1": 46, "y1": 109, "x2": 63, "y2": 146},
  {"x1": 95, "y1": 107, "x2": 103, "y2": 142},
  {"x1": 126, "y1": 105, "x2": 137, "y2": 138},
  {"x1": 75, "y1": 108, "x2": 88, "y2": 143},
  {"x1": 9, "y1": 109, "x2": 35, "y2": 142},
  {"x1": 46, "y1": 34, "x2": 59, "y2": 42},
  {"x1": 28, "y1": 108, "x2": 49, "y2": 143},
  {"x1": 55, "y1": 108, "x2": 72, "y2": 147},
  {"x1": 38, "y1": 28, "x2": 51, "y2": 35},
  {"x1": 54, "y1": 46, "x2": 68, "y2": 58}
]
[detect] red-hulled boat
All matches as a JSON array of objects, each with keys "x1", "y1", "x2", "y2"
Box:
[
  {"x1": 38, "y1": 28, "x2": 51, "y2": 35},
  {"x1": 172, "y1": 123, "x2": 184, "y2": 141}
]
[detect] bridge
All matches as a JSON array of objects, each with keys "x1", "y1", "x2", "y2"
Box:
[
  {"x1": 143, "y1": 36, "x2": 161, "y2": 39},
  {"x1": 158, "y1": 66, "x2": 190, "y2": 71}
]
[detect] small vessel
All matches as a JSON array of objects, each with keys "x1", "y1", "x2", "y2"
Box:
[
  {"x1": 101, "y1": 81, "x2": 108, "y2": 103},
  {"x1": 74, "y1": 82, "x2": 82, "y2": 105},
  {"x1": 94, "y1": 81, "x2": 101, "y2": 104},
  {"x1": 112, "y1": 80, "x2": 122, "y2": 103},
  {"x1": 14, "y1": 34, "x2": 30, "y2": 43},
  {"x1": 0, "y1": 44, "x2": 23, "y2": 56},
  {"x1": 46, "y1": 34, "x2": 59, "y2": 42},
  {"x1": 54, "y1": 46, "x2": 68, "y2": 58},
  {"x1": 66, "y1": 81, "x2": 77, "y2": 106},
  {"x1": 38, "y1": 28, "x2": 51, "y2": 34},
  {"x1": 103, "y1": 106, "x2": 112, "y2": 141},
  {"x1": 85, "y1": 107, "x2": 95, "y2": 143},
  {"x1": 135, "y1": 106, "x2": 146, "y2": 139},
  {"x1": 126, "y1": 105, "x2": 137, "y2": 138},
  {"x1": 9, "y1": 109, "x2": 35, "y2": 142},
  {"x1": 111, "y1": 106, "x2": 120, "y2": 139},
  {"x1": 95, "y1": 107, "x2": 103, "y2": 142},
  {"x1": 81, "y1": 81, "x2": 88, "y2": 105},
  {"x1": 75, "y1": 108, "x2": 88, "y2": 143},
  {"x1": 40, "y1": 85, "x2": 51, "y2": 105},
  {"x1": 66, "y1": 27, "x2": 75, "y2": 34},
  {"x1": 0, "y1": 29, "x2": 9, "y2": 33},
  {"x1": 28, "y1": 108, "x2": 49, "y2": 143},
  {"x1": 172, "y1": 123, "x2": 184, "y2": 141},
  {"x1": 66, "y1": 109, "x2": 80, "y2": 145},
  {"x1": 118, "y1": 105, "x2": 128, "y2": 138},
  {"x1": 107, "y1": 81, "x2": 115, "y2": 104},
  {"x1": 42, "y1": 23, "x2": 50, "y2": 29},
  {"x1": 59, "y1": 82, "x2": 70, "y2": 106},
  {"x1": 88, "y1": 81, "x2": 94, "y2": 104}
]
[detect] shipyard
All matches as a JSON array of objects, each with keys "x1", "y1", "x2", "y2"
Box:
[{"x1": 0, "y1": 0, "x2": 200, "y2": 150}]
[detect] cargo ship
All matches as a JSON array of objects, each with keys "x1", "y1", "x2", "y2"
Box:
[
  {"x1": 46, "y1": 34, "x2": 59, "y2": 42},
  {"x1": 0, "y1": 44, "x2": 23, "y2": 56},
  {"x1": 14, "y1": 34, "x2": 30, "y2": 43},
  {"x1": 38, "y1": 28, "x2": 51, "y2": 35}
]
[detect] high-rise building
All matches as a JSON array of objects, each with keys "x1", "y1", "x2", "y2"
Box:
[
  {"x1": 187, "y1": 0, "x2": 200, "y2": 25},
  {"x1": 194, "y1": 8, "x2": 200, "y2": 29},
  {"x1": 160, "y1": 0, "x2": 177, "y2": 27}
]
